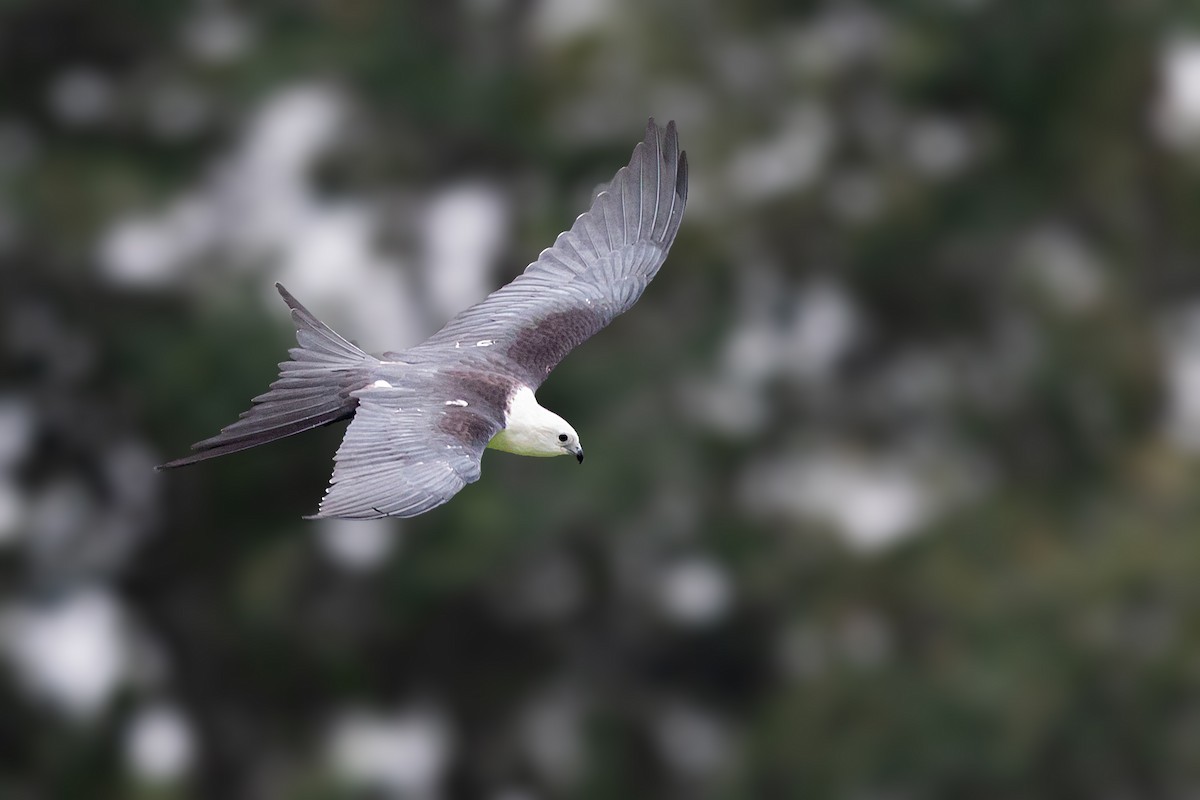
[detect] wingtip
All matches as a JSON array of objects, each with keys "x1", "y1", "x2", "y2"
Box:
[
  {"x1": 642, "y1": 118, "x2": 657, "y2": 152},
  {"x1": 643, "y1": 118, "x2": 681, "y2": 162},
  {"x1": 275, "y1": 282, "x2": 299, "y2": 308}
]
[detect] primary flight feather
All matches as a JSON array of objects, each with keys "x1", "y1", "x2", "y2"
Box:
[{"x1": 159, "y1": 119, "x2": 689, "y2": 519}]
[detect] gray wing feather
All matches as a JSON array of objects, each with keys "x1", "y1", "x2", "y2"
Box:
[
  {"x1": 312, "y1": 383, "x2": 503, "y2": 520},
  {"x1": 418, "y1": 119, "x2": 688, "y2": 387}
]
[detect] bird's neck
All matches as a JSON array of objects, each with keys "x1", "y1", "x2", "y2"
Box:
[{"x1": 488, "y1": 386, "x2": 566, "y2": 457}]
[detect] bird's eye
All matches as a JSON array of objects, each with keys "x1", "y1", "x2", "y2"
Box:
[{"x1": 558, "y1": 434, "x2": 568, "y2": 442}]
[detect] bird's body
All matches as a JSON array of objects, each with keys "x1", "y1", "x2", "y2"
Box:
[{"x1": 159, "y1": 120, "x2": 688, "y2": 519}]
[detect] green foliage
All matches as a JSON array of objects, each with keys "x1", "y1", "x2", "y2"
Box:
[{"x1": 5, "y1": 0, "x2": 1200, "y2": 798}]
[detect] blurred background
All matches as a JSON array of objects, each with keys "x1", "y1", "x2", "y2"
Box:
[{"x1": 4, "y1": 0, "x2": 1200, "y2": 797}]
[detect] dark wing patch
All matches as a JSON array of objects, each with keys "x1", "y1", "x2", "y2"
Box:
[
  {"x1": 506, "y1": 306, "x2": 607, "y2": 383},
  {"x1": 441, "y1": 370, "x2": 518, "y2": 412},
  {"x1": 415, "y1": 119, "x2": 688, "y2": 388},
  {"x1": 437, "y1": 407, "x2": 497, "y2": 445}
]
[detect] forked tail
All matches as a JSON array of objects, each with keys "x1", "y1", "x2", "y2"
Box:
[{"x1": 157, "y1": 284, "x2": 376, "y2": 469}]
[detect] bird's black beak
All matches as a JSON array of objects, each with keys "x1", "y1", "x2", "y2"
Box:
[{"x1": 572, "y1": 444, "x2": 584, "y2": 464}]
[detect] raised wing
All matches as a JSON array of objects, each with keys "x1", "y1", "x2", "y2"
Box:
[
  {"x1": 416, "y1": 119, "x2": 688, "y2": 388},
  {"x1": 312, "y1": 381, "x2": 504, "y2": 519}
]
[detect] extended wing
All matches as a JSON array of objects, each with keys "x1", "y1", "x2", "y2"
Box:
[
  {"x1": 415, "y1": 119, "x2": 688, "y2": 388},
  {"x1": 312, "y1": 381, "x2": 504, "y2": 519}
]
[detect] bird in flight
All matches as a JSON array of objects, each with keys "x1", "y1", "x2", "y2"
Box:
[{"x1": 159, "y1": 120, "x2": 688, "y2": 519}]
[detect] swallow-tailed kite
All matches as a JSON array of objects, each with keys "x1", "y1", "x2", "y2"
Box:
[{"x1": 159, "y1": 120, "x2": 688, "y2": 519}]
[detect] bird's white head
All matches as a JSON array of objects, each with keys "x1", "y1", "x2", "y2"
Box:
[
  {"x1": 489, "y1": 387, "x2": 584, "y2": 462},
  {"x1": 545, "y1": 413, "x2": 584, "y2": 463}
]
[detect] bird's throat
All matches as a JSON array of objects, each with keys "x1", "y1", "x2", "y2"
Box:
[{"x1": 487, "y1": 386, "x2": 567, "y2": 457}]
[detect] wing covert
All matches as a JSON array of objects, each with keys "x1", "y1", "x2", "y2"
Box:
[{"x1": 418, "y1": 119, "x2": 688, "y2": 387}]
